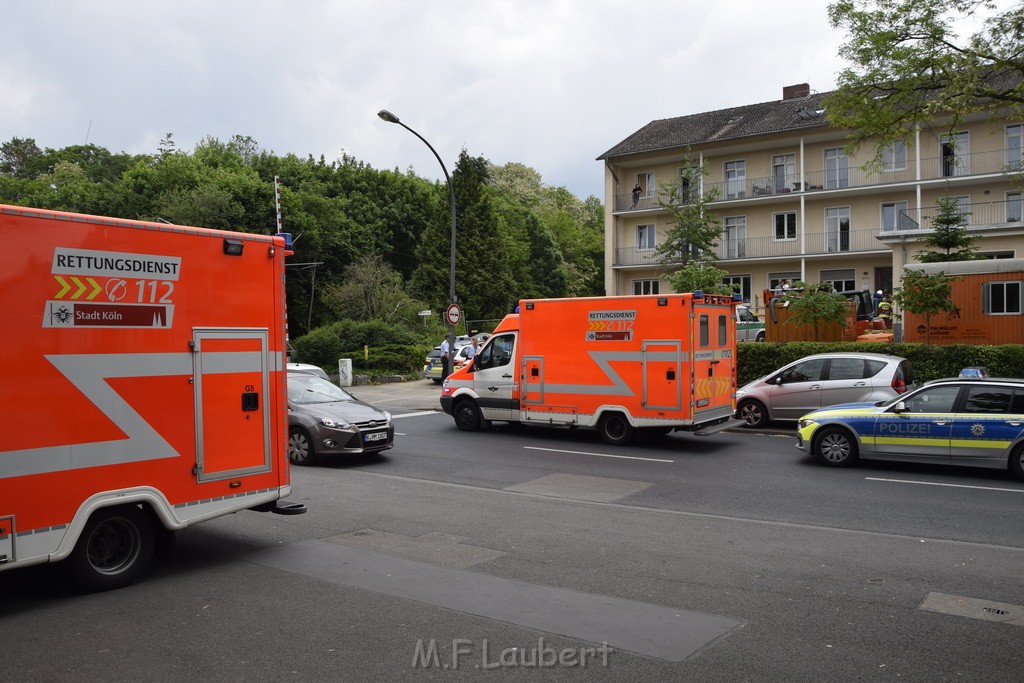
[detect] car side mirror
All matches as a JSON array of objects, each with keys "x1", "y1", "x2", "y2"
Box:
[
  {"x1": 892, "y1": 401, "x2": 907, "y2": 413},
  {"x1": 771, "y1": 376, "x2": 782, "y2": 385}
]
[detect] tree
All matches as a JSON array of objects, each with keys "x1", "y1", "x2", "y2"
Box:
[
  {"x1": 892, "y1": 268, "x2": 958, "y2": 344},
  {"x1": 410, "y1": 150, "x2": 515, "y2": 322},
  {"x1": 667, "y1": 262, "x2": 733, "y2": 296},
  {"x1": 324, "y1": 254, "x2": 425, "y2": 324},
  {"x1": 780, "y1": 283, "x2": 852, "y2": 342},
  {"x1": 825, "y1": 0, "x2": 1024, "y2": 163},
  {"x1": 0, "y1": 137, "x2": 43, "y2": 178},
  {"x1": 917, "y1": 195, "x2": 981, "y2": 261},
  {"x1": 655, "y1": 159, "x2": 727, "y2": 293}
]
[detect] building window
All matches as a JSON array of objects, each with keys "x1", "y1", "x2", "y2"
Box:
[
  {"x1": 1007, "y1": 124, "x2": 1023, "y2": 171},
  {"x1": 824, "y1": 148, "x2": 849, "y2": 189},
  {"x1": 774, "y1": 212, "x2": 797, "y2": 241},
  {"x1": 633, "y1": 279, "x2": 660, "y2": 295},
  {"x1": 819, "y1": 268, "x2": 856, "y2": 292},
  {"x1": 881, "y1": 201, "x2": 908, "y2": 232},
  {"x1": 983, "y1": 281, "x2": 1023, "y2": 315},
  {"x1": 722, "y1": 274, "x2": 751, "y2": 301},
  {"x1": 724, "y1": 216, "x2": 746, "y2": 258},
  {"x1": 772, "y1": 154, "x2": 796, "y2": 192},
  {"x1": 678, "y1": 166, "x2": 699, "y2": 202},
  {"x1": 1008, "y1": 191, "x2": 1022, "y2": 222},
  {"x1": 882, "y1": 142, "x2": 907, "y2": 172},
  {"x1": 637, "y1": 224, "x2": 656, "y2": 250},
  {"x1": 769, "y1": 272, "x2": 801, "y2": 291},
  {"x1": 941, "y1": 132, "x2": 970, "y2": 177},
  {"x1": 725, "y1": 160, "x2": 746, "y2": 199},
  {"x1": 825, "y1": 207, "x2": 851, "y2": 252}
]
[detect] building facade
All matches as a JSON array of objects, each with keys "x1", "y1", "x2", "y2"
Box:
[{"x1": 597, "y1": 84, "x2": 1023, "y2": 311}]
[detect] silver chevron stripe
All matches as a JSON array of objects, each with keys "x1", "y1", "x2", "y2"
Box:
[
  {"x1": 539, "y1": 350, "x2": 688, "y2": 396},
  {"x1": 0, "y1": 351, "x2": 263, "y2": 478}
]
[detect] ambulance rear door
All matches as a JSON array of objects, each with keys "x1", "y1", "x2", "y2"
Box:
[{"x1": 691, "y1": 301, "x2": 735, "y2": 419}]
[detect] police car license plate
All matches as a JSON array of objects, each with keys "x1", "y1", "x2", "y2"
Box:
[{"x1": 364, "y1": 431, "x2": 387, "y2": 442}]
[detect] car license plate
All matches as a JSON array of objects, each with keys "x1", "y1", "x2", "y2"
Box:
[{"x1": 364, "y1": 431, "x2": 388, "y2": 442}]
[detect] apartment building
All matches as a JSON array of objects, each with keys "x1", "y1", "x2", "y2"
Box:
[{"x1": 597, "y1": 83, "x2": 1024, "y2": 310}]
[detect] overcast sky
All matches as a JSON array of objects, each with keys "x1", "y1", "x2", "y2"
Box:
[{"x1": 3, "y1": 1, "x2": 852, "y2": 200}]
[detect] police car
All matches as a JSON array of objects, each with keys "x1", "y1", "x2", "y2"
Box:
[{"x1": 795, "y1": 368, "x2": 1024, "y2": 480}]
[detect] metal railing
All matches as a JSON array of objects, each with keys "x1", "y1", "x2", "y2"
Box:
[
  {"x1": 615, "y1": 148, "x2": 1022, "y2": 212},
  {"x1": 894, "y1": 198, "x2": 1023, "y2": 232},
  {"x1": 614, "y1": 228, "x2": 889, "y2": 266}
]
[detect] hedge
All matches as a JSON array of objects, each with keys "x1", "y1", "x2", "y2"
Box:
[{"x1": 736, "y1": 342, "x2": 1024, "y2": 386}]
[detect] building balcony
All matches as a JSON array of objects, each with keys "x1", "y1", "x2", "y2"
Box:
[
  {"x1": 612, "y1": 199, "x2": 1022, "y2": 267},
  {"x1": 613, "y1": 149, "x2": 1022, "y2": 212},
  {"x1": 613, "y1": 228, "x2": 888, "y2": 267},
  {"x1": 895, "y1": 199, "x2": 1023, "y2": 232}
]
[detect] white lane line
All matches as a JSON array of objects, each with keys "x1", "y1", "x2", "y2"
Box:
[
  {"x1": 524, "y1": 446, "x2": 674, "y2": 463},
  {"x1": 866, "y1": 477, "x2": 1024, "y2": 494},
  {"x1": 391, "y1": 410, "x2": 439, "y2": 419}
]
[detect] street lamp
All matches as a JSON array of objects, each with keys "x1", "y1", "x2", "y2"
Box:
[{"x1": 377, "y1": 109, "x2": 458, "y2": 377}]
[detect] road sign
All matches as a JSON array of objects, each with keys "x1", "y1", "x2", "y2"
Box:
[{"x1": 445, "y1": 303, "x2": 462, "y2": 327}]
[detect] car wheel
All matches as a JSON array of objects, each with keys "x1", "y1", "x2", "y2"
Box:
[
  {"x1": 755, "y1": 331, "x2": 766, "y2": 342},
  {"x1": 453, "y1": 399, "x2": 482, "y2": 431},
  {"x1": 738, "y1": 399, "x2": 769, "y2": 428},
  {"x1": 66, "y1": 505, "x2": 155, "y2": 592},
  {"x1": 1009, "y1": 444, "x2": 1024, "y2": 482},
  {"x1": 599, "y1": 412, "x2": 635, "y2": 445},
  {"x1": 288, "y1": 426, "x2": 317, "y2": 465},
  {"x1": 814, "y1": 426, "x2": 859, "y2": 467}
]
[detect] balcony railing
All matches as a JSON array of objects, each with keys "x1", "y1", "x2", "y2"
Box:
[
  {"x1": 614, "y1": 228, "x2": 889, "y2": 266},
  {"x1": 614, "y1": 148, "x2": 1023, "y2": 212},
  {"x1": 612, "y1": 199, "x2": 1023, "y2": 267},
  {"x1": 895, "y1": 199, "x2": 1023, "y2": 231}
]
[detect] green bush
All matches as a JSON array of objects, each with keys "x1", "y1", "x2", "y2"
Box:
[
  {"x1": 292, "y1": 320, "x2": 424, "y2": 371},
  {"x1": 736, "y1": 342, "x2": 1024, "y2": 386},
  {"x1": 342, "y1": 345, "x2": 431, "y2": 375}
]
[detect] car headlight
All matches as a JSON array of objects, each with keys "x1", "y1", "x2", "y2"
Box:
[
  {"x1": 736, "y1": 388, "x2": 747, "y2": 398},
  {"x1": 318, "y1": 417, "x2": 351, "y2": 429},
  {"x1": 797, "y1": 418, "x2": 817, "y2": 429}
]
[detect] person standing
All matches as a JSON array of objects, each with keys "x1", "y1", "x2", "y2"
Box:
[
  {"x1": 439, "y1": 337, "x2": 451, "y2": 380},
  {"x1": 873, "y1": 289, "x2": 884, "y2": 317},
  {"x1": 631, "y1": 183, "x2": 642, "y2": 209},
  {"x1": 877, "y1": 294, "x2": 893, "y2": 329},
  {"x1": 465, "y1": 338, "x2": 479, "y2": 362}
]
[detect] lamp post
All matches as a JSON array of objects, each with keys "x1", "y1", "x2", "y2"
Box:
[{"x1": 377, "y1": 109, "x2": 458, "y2": 378}]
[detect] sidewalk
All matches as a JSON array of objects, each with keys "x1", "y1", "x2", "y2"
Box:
[{"x1": 345, "y1": 377, "x2": 444, "y2": 412}]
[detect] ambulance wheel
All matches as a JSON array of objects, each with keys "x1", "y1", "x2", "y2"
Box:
[
  {"x1": 288, "y1": 427, "x2": 317, "y2": 465},
  {"x1": 814, "y1": 426, "x2": 858, "y2": 467},
  {"x1": 66, "y1": 505, "x2": 155, "y2": 592},
  {"x1": 738, "y1": 399, "x2": 769, "y2": 428},
  {"x1": 453, "y1": 399, "x2": 482, "y2": 432},
  {"x1": 599, "y1": 413, "x2": 635, "y2": 445},
  {"x1": 1009, "y1": 444, "x2": 1024, "y2": 481}
]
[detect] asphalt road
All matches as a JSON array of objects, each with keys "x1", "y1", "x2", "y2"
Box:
[{"x1": 3, "y1": 379, "x2": 1023, "y2": 681}]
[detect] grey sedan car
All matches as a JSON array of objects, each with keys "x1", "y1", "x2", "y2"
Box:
[
  {"x1": 287, "y1": 370, "x2": 394, "y2": 465},
  {"x1": 735, "y1": 352, "x2": 916, "y2": 427}
]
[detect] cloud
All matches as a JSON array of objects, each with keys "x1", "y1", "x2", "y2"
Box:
[{"x1": 0, "y1": 0, "x2": 849, "y2": 199}]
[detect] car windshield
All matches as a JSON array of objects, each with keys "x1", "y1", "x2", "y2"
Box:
[{"x1": 288, "y1": 374, "x2": 354, "y2": 405}]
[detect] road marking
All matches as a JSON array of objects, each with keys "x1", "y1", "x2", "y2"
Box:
[
  {"x1": 866, "y1": 477, "x2": 1024, "y2": 494},
  {"x1": 392, "y1": 410, "x2": 439, "y2": 419},
  {"x1": 524, "y1": 446, "x2": 673, "y2": 463}
]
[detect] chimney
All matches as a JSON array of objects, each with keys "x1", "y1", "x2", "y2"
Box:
[{"x1": 783, "y1": 83, "x2": 810, "y2": 100}]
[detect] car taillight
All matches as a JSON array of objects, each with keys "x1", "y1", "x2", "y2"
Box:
[{"x1": 891, "y1": 377, "x2": 908, "y2": 394}]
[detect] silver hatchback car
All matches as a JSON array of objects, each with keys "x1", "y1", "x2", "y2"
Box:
[{"x1": 736, "y1": 352, "x2": 916, "y2": 427}]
